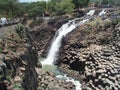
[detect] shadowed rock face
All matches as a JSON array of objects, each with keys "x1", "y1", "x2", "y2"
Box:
[
  {"x1": 0, "y1": 19, "x2": 76, "y2": 90},
  {"x1": 0, "y1": 16, "x2": 119, "y2": 89},
  {"x1": 0, "y1": 25, "x2": 39, "y2": 90},
  {"x1": 30, "y1": 19, "x2": 68, "y2": 57},
  {"x1": 59, "y1": 21, "x2": 120, "y2": 89}
]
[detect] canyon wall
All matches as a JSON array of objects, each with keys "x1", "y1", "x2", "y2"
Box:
[
  {"x1": 0, "y1": 19, "x2": 76, "y2": 90},
  {"x1": 59, "y1": 20, "x2": 120, "y2": 89}
]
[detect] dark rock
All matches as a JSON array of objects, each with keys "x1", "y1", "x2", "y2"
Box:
[
  {"x1": 2, "y1": 49, "x2": 8, "y2": 54},
  {"x1": 58, "y1": 19, "x2": 120, "y2": 89}
]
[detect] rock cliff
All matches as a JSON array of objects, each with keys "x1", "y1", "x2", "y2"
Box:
[
  {"x1": 30, "y1": 18, "x2": 68, "y2": 57},
  {"x1": 59, "y1": 19, "x2": 120, "y2": 89},
  {"x1": 0, "y1": 25, "x2": 39, "y2": 90},
  {"x1": 0, "y1": 19, "x2": 76, "y2": 90}
]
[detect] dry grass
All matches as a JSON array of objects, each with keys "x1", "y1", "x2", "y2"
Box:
[{"x1": 88, "y1": 17, "x2": 103, "y2": 26}]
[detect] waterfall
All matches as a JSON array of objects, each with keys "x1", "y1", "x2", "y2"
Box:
[
  {"x1": 41, "y1": 17, "x2": 91, "y2": 65},
  {"x1": 41, "y1": 23, "x2": 76, "y2": 65},
  {"x1": 41, "y1": 9, "x2": 96, "y2": 90},
  {"x1": 99, "y1": 9, "x2": 106, "y2": 16},
  {"x1": 86, "y1": 9, "x2": 95, "y2": 16}
]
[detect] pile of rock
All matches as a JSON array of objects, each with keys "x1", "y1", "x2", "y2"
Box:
[{"x1": 36, "y1": 68, "x2": 75, "y2": 90}]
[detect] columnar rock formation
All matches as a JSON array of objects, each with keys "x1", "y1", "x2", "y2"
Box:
[
  {"x1": 0, "y1": 13, "x2": 119, "y2": 90},
  {"x1": 30, "y1": 18, "x2": 68, "y2": 57},
  {"x1": 0, "y1": 19, "x2": 76, "y2": 90},
  {"x1": 59, "y1": 20, "x2": 120, "y2": 89}
]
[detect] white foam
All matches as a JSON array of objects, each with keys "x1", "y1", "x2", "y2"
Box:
[
  {"x1": 56, "y1": 74, "x2": 81, "y2": 90},
  {"x1": 99, "y1": 9, "x2": 106, "y2": 16}
]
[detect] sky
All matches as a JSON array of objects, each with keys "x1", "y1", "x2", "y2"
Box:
[{"x1": 19, "y1": 0, "x2": 48, "y2": 2}]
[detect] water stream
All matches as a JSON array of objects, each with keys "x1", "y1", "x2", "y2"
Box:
[
  {"x1": 99, "y1": 9, "x2": 106, "y2": 16},
  {"x1": 41, "y1": 64, "x2": 82, "y2": 90},
  {"x1": 41, "y1": 10, "x2": 96, "y2": 90}
]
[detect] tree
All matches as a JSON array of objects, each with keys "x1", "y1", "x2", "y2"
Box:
[
  {"x1": 101, "y1": 0, "x2": 108, "y2": 4},
  {"x1": 102, "y1": 0, "x2": 114, "y2": 4},
  {"x1": 47, "y1": 0, "x2": 74, "y2": 15},
  {"x1": 72, "y1": 0, "x2": 90, "y2": 9},
  {"x1": 95, "y1": 1, "x2": 101, "y2": 5},
  {"x1": 0, "y1": 0, "x2": 19, "y2": 17},
  {"x1": 26, "y1": 1, "x2": 46, "y2": 17},
  {"x1": 47, "y1": 0, "x2": 61, "y2": 15}
]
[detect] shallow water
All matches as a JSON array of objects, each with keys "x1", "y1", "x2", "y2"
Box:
[{"x1": 39, "y1": 57, "x2": 81, "y2": 90}]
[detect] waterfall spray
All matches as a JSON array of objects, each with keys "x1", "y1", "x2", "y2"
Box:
[
  {"x1": 41, "y1": 11, "x2": 95, "y2": 65},
  {"x1": 41, "y1": 9, "x2": 98, "y2": 90}
]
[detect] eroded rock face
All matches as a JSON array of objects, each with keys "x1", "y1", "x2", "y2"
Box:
[
  {"x1": 3, "y1": 26, "x2": 39, "y2": 90},
  {"x1": 0, "y1": 23, "x2": 41, "y2": 90},
  {"x1": 30, "y1": 19, "x2": 68, "y2": 57},
  {"x1": 0, "y1": 19, "x2": 75, "y2": 90},
  {"x1": 59, "y1": 21, "x2": 120, "y2": 89},
  {"x1": 29, "y1": 19, "x2": 76, "y2": 90}
]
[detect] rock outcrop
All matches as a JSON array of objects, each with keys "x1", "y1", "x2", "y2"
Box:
[
  {"x1": 0, "y1": 19, "x2": 76, "y2": 90},
  {"x1": 0, "y1": 25, "x2": 39, "y2": 90},
  {"x1": 30, "y1": 18, "x2": 69, "y2": 57},
  {"x1": 59, "y1": 19, "x2": 120, "y2": 89}
]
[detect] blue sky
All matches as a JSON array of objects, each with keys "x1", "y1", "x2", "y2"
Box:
[{"x1": 19, "y1": 0, "x2": 48, "y2": 2}]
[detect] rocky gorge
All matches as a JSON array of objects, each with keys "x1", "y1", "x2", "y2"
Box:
[
  {"x1": 58, "y1": 18, "x2": 120, "y2": 89},
  {"x1": 0, "y1": 8, "x2": 120, "y2": 90},
  {"x1": 0, "y1": 18, "x2": 76, "y2": 90}
]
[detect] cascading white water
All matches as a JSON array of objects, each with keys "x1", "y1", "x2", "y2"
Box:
[
  {"x1": 41, "y1": 9, "x2": 96, "y2": 90},
  {"x1": 41, "y1": 18, "x2": 90, "y2": 65},
  {"x1": 86, "y1": 9, "x2": 95, "y2": 16},
  {"x1": 41, "y1": 23, "x2": 76, "y2": 64},
  {"x1": 42, "y1": 10, "x2": 95, "y2": 65},
  {"x1": 99, "y1": 9, "x2": 106, "y2": 16},
  {"x1": 56, "y1": 74, "x2": 81, "y2": 90}
]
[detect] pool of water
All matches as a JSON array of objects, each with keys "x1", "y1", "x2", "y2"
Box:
[{"x1": 39, "y1": 57, "x2": 82, "y2": 90}]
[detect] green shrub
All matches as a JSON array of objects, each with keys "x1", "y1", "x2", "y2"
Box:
[
  {"x1": 104, "y1": 22, "x2": 112, "y2": 28},
  {"x1": 14, "y1": 83, "x2": 24, "y2": 90},
  {"x1": 0, "y1": 48, "x2": 2, "y2": 53},
  {"x1": 6, "y1": 75, "x2": 24, "y2": 90},
  {"x1": 112, "y1": 18, "x2": 120, "y2": 25},
  {"x1": 6, "y1": 75, "x2": 12, "y2": 82}
]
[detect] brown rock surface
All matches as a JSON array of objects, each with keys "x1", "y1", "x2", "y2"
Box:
[
  {"x1": 0, "y1": 19, "x2": 75, "y2": 90},
  {"x1": 58, "y1": 19, "x2": 120, "y2": 89}
]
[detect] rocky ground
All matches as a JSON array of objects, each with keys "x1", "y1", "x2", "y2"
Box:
[
  {"x1": 0, "y1": 24, "x2": 38, "y2": 90},
  {"x1": 0, "y1": 7, "x2": 120, "y2": 90},
  {"x1": 58, "y1": 18, "x2": 120, "y2": 89},
  {"x1": 30, "y1": 17, "x2": 69, "y2": 57},
  {"x1": 0, "y1": 19, "x2": 75, "y2": 90}
]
